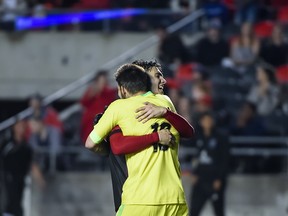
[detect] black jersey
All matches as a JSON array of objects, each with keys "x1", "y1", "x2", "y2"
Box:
[{"x1": 108, "y1": 152, "x2": 128, "y2": 212}]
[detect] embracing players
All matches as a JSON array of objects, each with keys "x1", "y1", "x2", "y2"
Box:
[{"x1": 86, "y1": 63, "x2": 194, "y2": 215}]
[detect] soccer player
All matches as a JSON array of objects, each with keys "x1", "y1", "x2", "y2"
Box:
[
  {"x1": 86, "y1": 64, "x2": 189, "y2": 215},
  {"x1": 92, "y1": 60, "x2": 194, "y2": 212}
]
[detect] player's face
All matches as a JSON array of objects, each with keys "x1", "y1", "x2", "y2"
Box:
[{"x1": 147, "y1": 67, "x2": 166, "y2": 95}]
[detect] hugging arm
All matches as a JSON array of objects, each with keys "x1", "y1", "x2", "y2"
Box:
[
  {"x1": 109, "y1": 126, "x2": 173, "y2": 155},
  {"x1": 136, "y1": 102, "x2": 195, "y2": 138}
]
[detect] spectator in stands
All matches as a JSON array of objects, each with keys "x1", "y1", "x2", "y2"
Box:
[
  {"x1": 230, "y1": 102, "x2": 267, "y2": 136},
  {"x1": 192, "y1": 81, "x2": 212, "y2": 113},
  {"x1": 247, "y1": 63, "x2": 280, "y2": 116},
  {"x1": 0, "y1": 0, "x2": 27, "y2": 31},
  {"x1": 179, "y1": 66, "x2": 212, "y2": 123},
  {"x1": 189, "y1": 111, "x2": 229, "y2": 216},
  {"x1": 177, "y1": 0, "x2": 192, "y2": 12},
  {"x1": 201, "y1": 0, "x2": 228, "y2": 25},
  {"x1": 80, "y1": 70, "x2": 117, "y2": 143},
  {"x1": 156, "y1": 25, "x2": 189, "y2": 77},
  {"x1": 279, "y1": 84, "x2": 288, "y2": 117},
  {"x1": 260, "y1": 24, "x2": 288, "y2": 67},
  {"x1": 132, "y1": 0, "x2": 171, "y2": 9},
  {"x1": 234, "y1": 0, "x2": 259, "y2": 25},
  {"x1": 28, "y1": 93, "x2": 63, "y2": 133},
  {"x1": 196, "y1": 21, "x2": 229, "y2": 66},
  {"x1": 229, "y1": 22, "x2": 260, "y2": 72},
  {"x1": 73, "y1": 0, "x2": 110, "y2": 9},
  {"x1": 1, "y1": 119, "x2": 45, "y2": 216},
  {"x1": 28, "y1": 117, "x2": 63, "y2": 172}
]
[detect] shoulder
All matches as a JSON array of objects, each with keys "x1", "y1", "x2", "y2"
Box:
[
  {"x1": 155, "y1": 94, "x2": 176, "y2": 112},
  {"x1": 155, "y1": 94, "x2": 171, "y2": 102},
  {"x1": 104, "y1": 98, "x2": 128, "y2": 113},
  {"x1": 108, "y1": 98, "x2": 124, "y2": 107}
]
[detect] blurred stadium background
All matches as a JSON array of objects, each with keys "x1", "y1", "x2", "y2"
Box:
[{"x1": 0, "y1": 0, "x2": 288, "y2": 215}]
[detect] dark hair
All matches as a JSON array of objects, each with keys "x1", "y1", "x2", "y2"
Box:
[
  {"x1": 93, "y1": 70, "x2": 108, "y2": 81},
  {"x1": 115, "y1": 64, "x2": 151, "y2": 95},
  {"x1": 132, "y1": 59, "x2": 162, "y2": 73},
  {"x1": 28, "y1": 93, "x2": 43, "y2": 102},
  {"x1": 199, "y1": 111, "x2": 215, "y2": 120}
]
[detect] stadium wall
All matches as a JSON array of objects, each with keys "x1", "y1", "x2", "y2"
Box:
[{"x1": 0, "y1": 32, "x2": 155, "y2": 99}]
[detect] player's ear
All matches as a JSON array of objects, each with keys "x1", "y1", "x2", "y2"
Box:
[
  {"x1": 121, "y1": 86, "x2": 129, "y2": 98},
  {"x1": 118, "y1": 85, "x2": 127, "y2": 99}
]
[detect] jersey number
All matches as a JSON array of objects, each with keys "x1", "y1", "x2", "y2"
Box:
[{"x1": 151, "y1": 122, "x2": 171, "y2": 152}]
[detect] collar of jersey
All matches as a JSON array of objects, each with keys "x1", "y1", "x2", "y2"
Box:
[{"x1": 141, "y1": 91, "x2": 153, "y2": 97}]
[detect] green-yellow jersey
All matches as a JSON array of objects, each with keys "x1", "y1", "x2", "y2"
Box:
[{"x1": 89, "y1": 91, "x2": 186, "y2": 205}]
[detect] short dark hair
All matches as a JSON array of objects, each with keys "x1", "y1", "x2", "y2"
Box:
[
  {"x1": 132, "y1": 59, "x2": 162, "y2": 73},
  {"x1": 199, "y1": 111, "x2": 215, "y2": 120},
  {"x1": 28, "y1": 93, "x2": 43, "y2": 102},
  {"x1": 115, "y1": 64, "x2": 151, "y2": 95},
  {"x1": 93, "y1": 70, "x2": 108, "y2": 81}
]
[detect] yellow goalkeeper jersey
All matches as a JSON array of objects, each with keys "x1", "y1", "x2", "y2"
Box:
[{"x1": 89, "y1": 91, "x2": 186, "y2": 205}]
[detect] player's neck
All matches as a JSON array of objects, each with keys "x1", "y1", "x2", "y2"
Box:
[{"x1": 131, "y1": 91, "x2": 148, "y2": 97}]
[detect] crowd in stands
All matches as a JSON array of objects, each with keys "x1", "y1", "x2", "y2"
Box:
[
  {"x1": 157, "y1": 16, "x2": 288, "y2": 138},
  {"x1": 0, "y1": 0, "x2": 288, "y2": 32}
]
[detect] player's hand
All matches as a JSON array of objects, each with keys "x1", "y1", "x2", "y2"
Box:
[
  {"x1": 136, "y1": 102, "x2": 167, "y2": 123},
  {"x1": 90, "y1": 140, "x2": 110, "y2": 156},
  {"x1": 158, "y1": 129, "x2": 173, "y2": 146}
]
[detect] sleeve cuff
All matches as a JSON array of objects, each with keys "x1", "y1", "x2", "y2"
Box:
[
  {"x1": 89, "y1": 131, "x2": 102, "y2": 144},
  {"x1": 152, "y1": 132, "x2": 160, "y2": 143},
  {"x1": 163, "y1": 109, "x2": 171, "y2": 118}
]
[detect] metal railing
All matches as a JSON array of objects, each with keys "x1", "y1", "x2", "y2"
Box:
[
  {"x1": 181, "y1": 136, "x2": 288, "y2": 156},
  {"x1": 0, "y1": 9, "x2": 205, "y2": 132},
  {"x1": 33, "y1": 135, "x2": 288, "y2": 174}
]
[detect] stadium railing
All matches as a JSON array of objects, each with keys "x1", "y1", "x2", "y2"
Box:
[{"x1": 24, "y1": 136, "x2": 288, "y2": 174}]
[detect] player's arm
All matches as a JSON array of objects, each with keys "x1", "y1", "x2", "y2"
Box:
[
  {"x1": 135, "y1": 102, "x2": 194, "y2": 138},
  {"x1": 109, "y1": 126, "x2": 173, "y2": 155},
  {"x1": 85, "y1": 102, "x2": 118, "y2": 149}
]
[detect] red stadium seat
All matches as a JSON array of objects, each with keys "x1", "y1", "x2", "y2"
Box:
[
  {"x1": 175, "y1": 63, "x2": 196, "y2": 81},
  {"x1": 254, "y1": 21, "x2": 274, "y2": 38},
  {"x1": 277, "y1": 6, "x2": 288, "y2": 23},
  {"x1": 166, "y1": 78, "x2": 180, "y2": 89},
  {"x1": 276, "y1": 65, "x2": 288, "y2": 83},
  {"x1": 73, "y1": 0, "x2": 110, "y2": 9},
  {"x1": 223, "y1": 0, "x2": 235, "y2": 10},
  {"x1": 270, "y1": 0, "x2": 288, "y2": 8}
]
